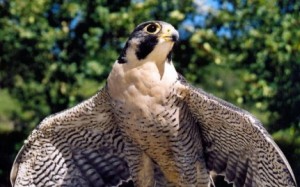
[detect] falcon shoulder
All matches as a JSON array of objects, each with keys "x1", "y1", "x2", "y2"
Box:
[
  {"x1": 183, "y1": 81, "x2": 297, "y2": 187},
  {"x1": 10, "y1": 87, "x2": 132, "y2": 187}
]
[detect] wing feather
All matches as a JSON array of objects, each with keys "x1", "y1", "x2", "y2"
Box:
[
  {"x1": 185, "y1": 84, "x2": 297, "y2": 187},
  {"x1": 11, "y1": 87, "x2": 132, "y2": 187}
]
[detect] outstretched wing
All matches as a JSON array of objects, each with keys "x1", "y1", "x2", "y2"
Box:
[
  {"x1": 185, "y1": 84, "x2": 297, "y2": 187},
  {"x1": 11, "y1": 87, "x2": 132, "y2": 187}
]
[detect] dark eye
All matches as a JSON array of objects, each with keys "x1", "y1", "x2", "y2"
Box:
[{"x1": 145, "y1": 23, "x2": 160, "y2": 34}]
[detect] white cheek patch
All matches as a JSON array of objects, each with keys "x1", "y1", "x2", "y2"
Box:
[{"x1": 127, "y1": 48, "x2": 138, "y2": 64}]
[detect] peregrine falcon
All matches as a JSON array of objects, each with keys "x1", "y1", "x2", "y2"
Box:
[{"x1": 11, "y1": 21, "x2": 297, "y2": 187}]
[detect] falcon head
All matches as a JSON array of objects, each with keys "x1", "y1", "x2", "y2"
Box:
[{"x1": 118, "y1": 21, "x2": 179, "y2": 65}]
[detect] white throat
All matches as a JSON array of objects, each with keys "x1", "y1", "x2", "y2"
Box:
[{"x1": 107, "y1": 59, "x2": 178, "y2": 106}]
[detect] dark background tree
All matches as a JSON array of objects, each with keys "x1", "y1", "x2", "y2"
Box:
[{"x1": 0, "y1": 0, "x2": 299, "y2": 186}]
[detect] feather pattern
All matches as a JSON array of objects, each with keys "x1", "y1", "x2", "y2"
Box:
[
  {"x1": 11, "y1": 88, "x2": 132, "y2": 187},
  {"x1": 185, "y1": 83, "x2": 297, "y2": 187}
]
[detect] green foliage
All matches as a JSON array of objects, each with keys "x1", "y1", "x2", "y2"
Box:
[
  {"x1": 210, "y1": 0, "x2": 300, "y2": 132},
  {"x1": 0, "y1": 0, "x2": 299, "y2": 185},
  {"x1": 0, "y1": 90, "x2": 21, "y2": 132}
]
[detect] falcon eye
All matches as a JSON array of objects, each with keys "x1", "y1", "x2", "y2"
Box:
[{"x1": 144, "y1": 23, "x2": 161, "y2": 34}]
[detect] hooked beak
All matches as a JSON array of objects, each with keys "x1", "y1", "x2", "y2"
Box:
[
  {"x1": 162, "y1": 32, "x2": 179, "y2": 43},
  {"x1": 161, "y1": 31, "x2": 179, "y2": 42}
]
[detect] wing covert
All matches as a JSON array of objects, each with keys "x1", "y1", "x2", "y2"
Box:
[
  {"x1": 11, "y1": 87, "x2": 132, "y2": 187},
  {"x1": 185, "y1": 84, "x2": 297, "y2": 187}
]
